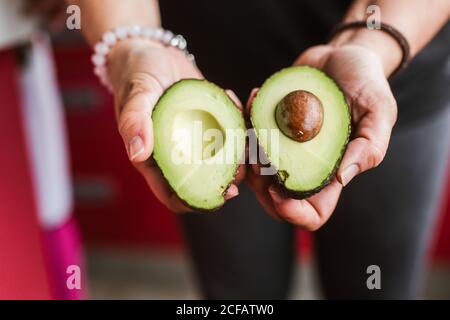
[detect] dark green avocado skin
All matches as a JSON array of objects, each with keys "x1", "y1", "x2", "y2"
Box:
[{"x1": 251, "y1": 66, "x2": 352, "y2": 199}]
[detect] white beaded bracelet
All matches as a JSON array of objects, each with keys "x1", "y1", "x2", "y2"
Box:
[{"x1": 91, "y1": 25, "x2": 195, "y2": 91}]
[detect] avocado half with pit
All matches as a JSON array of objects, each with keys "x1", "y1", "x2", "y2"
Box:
[
  {"x1": 251, "y1": 66, "x2": 351, "y2": 199},
  {"x1": 152, "y1": 79, "x2": 246, "y2": 211}
]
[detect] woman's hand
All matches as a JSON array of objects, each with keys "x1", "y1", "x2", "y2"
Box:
[
  {"x1": 246, "y1": 43, "x2": 397, "y2": 230},
  {"x1": 108, "y1": 39, "x2": 242, "y2": 213}
]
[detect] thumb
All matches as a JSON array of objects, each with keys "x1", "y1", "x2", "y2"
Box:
[{"x1": 117, "y1": 73, "x2": 165, "y2": 163}]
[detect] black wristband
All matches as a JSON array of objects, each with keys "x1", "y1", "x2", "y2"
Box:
[{"x1": 328, "y1": 21, "x2": 411, "y2": 76}]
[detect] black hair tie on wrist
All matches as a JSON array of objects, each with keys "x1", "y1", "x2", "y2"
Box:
[{"x1": 328, "y1": 21, "x2": 411, "y2": 76}]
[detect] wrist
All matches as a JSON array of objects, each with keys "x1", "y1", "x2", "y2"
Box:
[
  {"x1": 329, "y1": 28, "x2": 403, "y2": 77},
  {"x1": 107, "y1": 38, "x2": 164, "y2": 84},
  {"x1": 108, "y1": 37, "x2": 165, "y2": 65},
  {"x1": 91, "y1": 25, "x2": 195, "y2": 91}
]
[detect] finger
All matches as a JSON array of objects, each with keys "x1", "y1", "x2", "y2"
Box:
[
  {"x1": 245, "y1": 169, "x2": 282, "y2": 221},
  {"x1": 117, "y1": 73, "x2": 164, "y2": 163},
  {"x1": 268, "y1": 179, "x2": 342, "y2": 231},
  {"x1": 293, "y1": 45, "x2": 333, "y2": 68},
  {"x1": 246, "y1": 165, "x2": 271, "y2": 193},
  {"x1": 246, "y1": 173, "x2": 282, "y2": 221},
  {"x1": 338, "y1": 91, "x2": 397, "y2": 186},
  {"x1": 255, "y1": 192, "x2": 283, "y2": 222},
  {"x1": 224, "y1": 184, "x2": 239, "y2": 200},
  {"x1": 226, "y1": 89, "x2": 243, "y2": 111},
  {"x1": 268, "y1": 186, "x2": 320, "y2": 229},
  {"x1": 246, "y1": 88, "x2": 259, "y2": 114},
  {"x1": 135, "y1": 162, "x2": 192, "y2": 213}
]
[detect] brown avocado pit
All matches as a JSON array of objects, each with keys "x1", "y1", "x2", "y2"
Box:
[{"x1": 275, "y1": 90, "x2": 324, "y2": 142}]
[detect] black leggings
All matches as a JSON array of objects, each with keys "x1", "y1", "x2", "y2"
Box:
[{"x1": 180, "y1": 105, "x2": 450, "y2": 299}]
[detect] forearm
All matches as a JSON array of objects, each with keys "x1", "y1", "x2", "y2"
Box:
[
  {"x1": 66, "y1": 0, "x2": 160, "y2": 46},
  {"x1": 330, "y1": 0, "x2": 450, "y2": 76}
]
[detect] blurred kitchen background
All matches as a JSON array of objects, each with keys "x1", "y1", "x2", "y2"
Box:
[{"x1": 50, "y1": 32, "x2": 450, "y2": 300}]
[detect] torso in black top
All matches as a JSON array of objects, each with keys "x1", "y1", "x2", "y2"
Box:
[{"x1": 159, "y1": 0, "x2": 450, "y2": 125}]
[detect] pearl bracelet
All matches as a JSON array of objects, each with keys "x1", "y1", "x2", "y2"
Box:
[{"x1": 91, "y1": 25, "x2": 195, "y2": 91}]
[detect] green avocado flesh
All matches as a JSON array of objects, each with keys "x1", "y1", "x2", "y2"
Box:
[
  {"x1": 152, "y1": 79, "x2": 246, "y2": 211},
  {"x1": 251, "y1": 66, "x2": 351, "y2": 198}
]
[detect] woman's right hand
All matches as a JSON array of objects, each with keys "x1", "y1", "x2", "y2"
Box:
[{"x1": 108, "y1": 38, "x2": 241, "y2": 213}]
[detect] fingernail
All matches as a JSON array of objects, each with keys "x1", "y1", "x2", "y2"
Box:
[
  {"x1": 340, "y1": 164, "x2": 359, "y2": 187},
  {"x1": 268, "y1": 186, "x2": 283, "y2": 203},
  {"x1": 224, "y1": 185, "x2": 239, "y2": 200},
  {"x1": 250, "y1": 88, "x2": 259, "y2": 97},
  {"x1": 128, "y1": 136, "x2": 145, "y2": 161}
]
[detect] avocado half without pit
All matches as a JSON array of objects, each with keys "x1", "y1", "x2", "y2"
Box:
[
  {"x1": 251, "y1": 66, "x2": 351, "y2": 199},
  {"x1": 152, "y1": 79, "x2": 246, "y2": 211}
]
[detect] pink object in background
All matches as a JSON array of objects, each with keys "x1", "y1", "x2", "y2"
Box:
[
  {"x1": 42, "y1": 217, "x2": 86, "y2": 300},
  {"x1": 21, "y1": 35, "x2": 85, "y2": 300},
  {"x1": 0, "y1": 48, "x2": 51, "y2": 299},
  {"x1": 0, "y1": 35, "x2": 85, "y2": 299}
]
